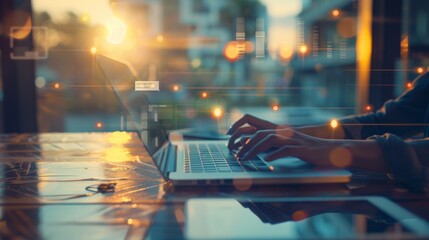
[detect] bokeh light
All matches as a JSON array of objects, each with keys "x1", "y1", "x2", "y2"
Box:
[
  {"x1": 337, "y1": 17, "x2": 357, "y2": 38},
  {"x1": 406, "y1": 82, "x2": 413, "y2": 89},
  {"x1": 157, "y1": 35, "x2": 164, "y2": 42},
  {"x1": 191, "y1": 58, "x2": 202, "y2": 68},
  {"x1": 417, "y1": 67, "x2": 425, "y2": 74},
  {"x1": 224, "y1": 41, "x2": 240, "y2": 62},
  {"x1": 279, "y1": 44, "x2": 294, "y2": 61},
  {"x1": 365, "y1": 105, "x2": 372, "y2": 111},
  {"x1": 299, "y1": 45, "x2": 308, "y2": 54},
  {"x1": 331, "y1": 9, "x2": 340, "y2": 17},
  {"x1": 292, "y1": 210, "x2": 308, "y2": 221},
  {"x1": 212, "y1": 107, "x2": 223, "y2": 118},
  {"x1": 201, "y1": 92, "x2": 208, "y2": 98},
  {"x1": 8, "y1": 12, "x2": 32, "y2": 40},
  {"x1": 232, "y1": 178, "x2": 253, "y2": 191},
  {"x1": 330, "y1": 119, "x2": 339, "y2": 129},
  {"x1": 244, "y1": 41, "x2": 255, "y2": 53},
  {"x1": 35, "y1": 77, "x2": 46, "y2": 88},
  {"x1": 329, "y1": 147, "x2": 353, "y2": 168},
  {"x1": 53, "y1": 82, "x2": 61, "y2": 89},
  {"x1": 272, "y1": 104, "x2": 280, "y2": 111},
  {"x1": 90, "y1": 46, "x2": 97, "y2": 54},
  {"x1": 173, "y1": 85, "x2": 180, "y2": 92},
  {"x1": 96, "y1": 122, "x2": 104, "y2": 129}
]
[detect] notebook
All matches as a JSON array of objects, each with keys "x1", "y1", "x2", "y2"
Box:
[{"x1": 96, "y1": 54, "x2": 351, "y2": 186}]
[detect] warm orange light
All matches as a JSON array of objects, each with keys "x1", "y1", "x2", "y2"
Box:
[
  {"x1": 244, "y1": 41, "x2": 255, "y2": 53},
  {"x1": 201, "y1": 92, "x2": 208, "y2": 98},
  {"x1": 292, "y1": 210, "x2": 308, "y2": 221},
  {"x1": 365, "y1": 105, "x2": 372, "y2": 111},
  {"x1": 80, "y1": 14, "x2": 91, "y2": 24},
  {"x1": 90, "y1": 46, "x2": 97, "y2": 54},
  {"x1": 156, "y1": 35, "x2": 164, "y2": 42},
  {"x1": 9, "y1": 15, "x2": 32, "y2": 40},
  {"x1": 330, "y1": 119, "x2": 339, "y2": 129},
  {"x1": 332, "y1": 9, "x2": 340, "y2": 17},
  {"x1": 212, "y1": 107, "x2": 223, "y2": 118},
  {"x1": 330, "y1": 147, "x2": 353, "y2": 168},
  {"x1": 299, "y1": 45, "x2": 308, "y2": 54},
  {"x1": 406, "y1": 82, "x2": 413, "y2": 89},
  {"x1": 279, "y1": 45, "x2": 294, "y2": 60},
  {"x1": 337, "y1": 17, "x2": 357, "y2": 38},
  {"x1": 53, "y1": 83, "x2": 61, "y2": 89},
  {"x1": 417, "y1": 67, "x2": 425, "y2": 74},
  {"x1": 272, "y1": 105, "x2": 279, "y2": 111},
  {"x1": 224, "y1": 41, "x2": 240, "y2": 62},
  {"x1": 173, "y1": 85, "x2": 180, "y2": 92},
  {"x1": 96, "y1": 122, "x2": 104, "y2": 129}
]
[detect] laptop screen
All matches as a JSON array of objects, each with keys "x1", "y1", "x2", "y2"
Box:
[{"x1": 96, "y1": 55, "x2": 168, "y2": 155}]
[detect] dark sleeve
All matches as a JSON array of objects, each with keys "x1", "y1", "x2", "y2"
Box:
[
  {"x1": 340, "y1": 72, "x2": 429, "y2": 139},
  {"x1": 370, "y1": 134, "x2": 429, "y2": 192}
]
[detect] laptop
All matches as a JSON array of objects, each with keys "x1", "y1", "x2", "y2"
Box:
[{"x1": 96, "y1": 55, "x2": 351, "y2": 186}]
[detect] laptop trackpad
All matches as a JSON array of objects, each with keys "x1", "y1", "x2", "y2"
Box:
[{"x1": 258, "y1": 153, "x2": 313, "y2": 172}]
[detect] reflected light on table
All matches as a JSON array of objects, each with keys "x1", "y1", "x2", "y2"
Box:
[
  {"x1": 104, "y1": 147, "x2": 132, "y2": 163},
  {"x1": 107, "y1": 132, "x2": 132, "y2": 145}
]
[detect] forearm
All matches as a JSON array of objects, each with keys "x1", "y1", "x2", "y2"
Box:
[
  {"x1": 295, "y1": 124, "x2": 346, "y2": 139},
  {"x1": 335, "y1": 139, "x2": 387, "y2": 173}
]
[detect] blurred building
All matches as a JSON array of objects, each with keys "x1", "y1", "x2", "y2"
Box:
[{"x1": 289, "y1": 0, "x2": 358, "y2": 115}]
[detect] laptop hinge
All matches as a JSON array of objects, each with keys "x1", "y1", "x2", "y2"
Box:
[{"x1": 164, "y1": 143, "x2": 177, "y2": 176}]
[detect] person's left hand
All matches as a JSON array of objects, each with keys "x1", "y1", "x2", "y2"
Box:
[{"x1": 236, "y1": 128, "x2": 335, "y2": 167}]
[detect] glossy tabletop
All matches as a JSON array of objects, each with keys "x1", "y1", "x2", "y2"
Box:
[{"x1": 0, "y1": 132, "x2": 428, "y2": 239}]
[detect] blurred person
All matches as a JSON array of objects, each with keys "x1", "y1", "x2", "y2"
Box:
[{"x1": 228, "y1": 72, "x2": 429, "y2": 192}]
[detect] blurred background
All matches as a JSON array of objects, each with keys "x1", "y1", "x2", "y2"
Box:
[{"x1": 1, "y1": 0, "x2": 427, "y2": 133}]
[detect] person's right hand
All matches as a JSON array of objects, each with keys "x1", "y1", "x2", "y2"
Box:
[{"x1": 227, "y1": 114, "x2": 287, "y2": 150}]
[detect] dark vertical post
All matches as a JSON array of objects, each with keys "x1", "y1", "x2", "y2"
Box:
[
  {"x1": 369, "y1": 0, "x2": 402, "y2": 109},
  {"x1": 0, "y1": 0, "x2": 38, "y2": 133}
]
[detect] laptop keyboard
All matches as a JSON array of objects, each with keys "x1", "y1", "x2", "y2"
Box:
[{"x1": 183, "y1": 143, "x2": 272, "y2": 173}]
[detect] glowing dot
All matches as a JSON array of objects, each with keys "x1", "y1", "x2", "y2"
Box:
[
  {"x1": 244, "y1": 41, "x2": 255, "y2": 53},
  {"x1": 332, "y1": 9, "x2": 340, "y2": 17},
  {"x1": 191, "y1": 58, "x2": 202, "y2": 68},
  {"x1": 213, "y1": 107, "x2": 223, "y2": 118},
  {"x1": 156, "y1": 35, "x2": 164, "y2": 42},
  {"x1": 272, "y1": 105, "x2": 280, "y2": 111},
  {"x1": 292, "y1": 210, "x2": 308, "y2": 221},
  {"x1": 96, "y1": 122, "x2": 103, "y2": 129},
  {"x1": 330, "y1": 119, "x2": 339, "y2": 129},
  {"x1": 224, "y1": 41, "x2": 240, "y2": 62},
  {"x1": 127, "y1": 219, "x2": 133, "y2": 225},
  {"x1": 365, "y1": 105, "x2": 372, "y2": 111},
  {"x1": 232, "y1": 178, "x2": 253, "y2": 191},
  {"x1": 80, "y1": 14, "x2": 91, "y2": 23},
  {"x1": 173, "y1": 85, "x2": 180, "y2": 92},
  {"x1": 337, "y1": 17, "x2": 357, "y2": 38},
  {"x1": 417, "y1": 67, "x2": 425, "y2": 74},
  {"x1": 53, "y1": 83, "x2": 61, "y2": 89},
  {"x1": 299, "y1": 45, "x2": 308, "y2": 54},
  {"x1": 35, "y1": 77, "x2": 46, "y2": 88},
  {"x1": 330, "y1": 147, "x2": 353, "y2": 168},
  {"x1": 90, "y1": 46, "x2": 97, "y2": 54},
  {"x1": 406, "y1": 82, "x2": 413, "y2": 89},
  {"x1": 201, "y1": 92, "x2": 208, "y2": 98}
]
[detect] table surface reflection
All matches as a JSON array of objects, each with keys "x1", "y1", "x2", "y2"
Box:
[{"x1": 0, "y1": 132, "x2": 428, "y2": 239}]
